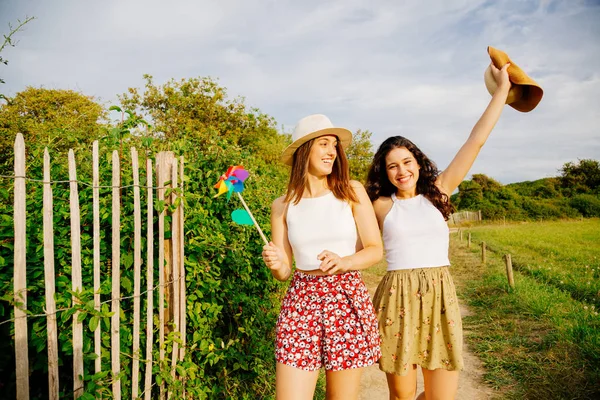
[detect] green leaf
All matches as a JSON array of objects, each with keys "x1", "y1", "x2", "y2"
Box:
[{"x1": 89, "y1": 315, "x2": 99, "y2": 332}]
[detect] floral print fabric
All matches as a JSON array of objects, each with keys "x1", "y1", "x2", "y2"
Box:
[
  {"x1": 276, "y1": 270, "x2": 381, "y2": 371},
  {"x1": 373, "y1": 266, "x2": 464, "y2": 375}
]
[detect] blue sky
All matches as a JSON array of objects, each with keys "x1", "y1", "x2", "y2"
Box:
[{"x1": 1, "y1": 0, "x2": 599, "y2": 184}]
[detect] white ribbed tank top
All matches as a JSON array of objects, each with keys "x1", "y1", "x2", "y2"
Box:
[
  {"x1": 286, "y1": 192, "x2": 357, "y2": 271},
  {"x1": 382, "y1": 194, "x2": 450, "y2": 270}
]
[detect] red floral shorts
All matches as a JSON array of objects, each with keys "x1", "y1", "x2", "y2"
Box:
[{"x1": 275, "y1": 270, "x2": 381, "y2": 371}]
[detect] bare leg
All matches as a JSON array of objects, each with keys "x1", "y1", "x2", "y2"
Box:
[
  {"x1": 325, "y1": 367, "x2": 365, "y2": 400},
  {"x1": 276, "y1": 362, "x2": 320, "y2": 400},
  {"x1": 386, "y1": 364, "x2": 418, "y2": 400},
  {"x1": 422, "y1": 368, "x2": 459, "y2": 400}
]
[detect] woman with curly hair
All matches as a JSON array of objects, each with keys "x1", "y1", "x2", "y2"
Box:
[{"x1": 365, "y1": 62, "x2": 510, "y2": 400}]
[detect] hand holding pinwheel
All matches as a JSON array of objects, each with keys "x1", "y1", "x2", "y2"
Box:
[{"x1": 214, "y1": 166, "x2": 268, "y2": 245}]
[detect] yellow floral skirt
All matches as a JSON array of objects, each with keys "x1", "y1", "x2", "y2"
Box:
[{"x1": 373, "y1": 266, "x2": 464, "y2": 376}]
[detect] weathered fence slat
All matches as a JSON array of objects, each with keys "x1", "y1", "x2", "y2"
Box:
[
  {"x1": 179, "y1": 157, "x2": 186, "y2": 361},
  {"x1": 132, "y1": 148, "x2": 142, "y2": 399},
  {"x1": 92, "y1": 141, "x2": 101, "y2": 376},
  {"x1": 14, "y1": 133, "x2": 29, "y2": 400},
  {"x1": 170, "y1": 158, "x2": 180, "y2": 379},
  {"x1": 157, "y1": 153, "x2": 167, "y2": 400},
  {"x1": 68, "y1": 149, "x2": 84, "y2": 398},
  {"x1": 44, "y1": 149, "x2": 59, "y2": 400},
  {"x1": 144, "y1": 156, "x2": 154, "y2": 400},
  {"x1": 111, "y1": 150, "x2": 121, "y2": 400}
]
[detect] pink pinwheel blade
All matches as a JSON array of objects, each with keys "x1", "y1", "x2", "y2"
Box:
[{"x1": 232, "y1": 168, "x2": 249, "y2": 182}]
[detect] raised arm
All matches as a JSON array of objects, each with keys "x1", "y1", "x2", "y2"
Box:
[
  {"x1": 262, "y1": 196, "x2": 294, "y2": 281},
  {"x1": 436, "y1": 63, "x2": 511, "y2": 196}
]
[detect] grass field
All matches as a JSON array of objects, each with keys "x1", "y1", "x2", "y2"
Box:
[{"x1": 452, "y1": 219, "x2": 600, "y2": 399}]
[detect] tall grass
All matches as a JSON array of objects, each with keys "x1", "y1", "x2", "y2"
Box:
[{"x1": 451, "y1": 220, "x2": 600, "y2": 399}]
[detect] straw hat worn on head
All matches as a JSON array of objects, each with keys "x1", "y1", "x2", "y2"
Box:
[
  {"x1": 484, "y1": 46, "x2": 544, "y2": 112},
  {"x1": 281, "y1": 114, "x2": 353, "y2": 166}
]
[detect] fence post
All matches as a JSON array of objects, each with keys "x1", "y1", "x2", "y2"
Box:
[
  {"x1": 14, "y1": 133, "x2": 29, "y2": 400},
  {"x1": 68, "y1": 150, "x2": 84, "y2": 398},
  {"x1": 144, "y1": 155, "x2": 155, "y2": 400},
  {"x1": 504, "y1": 254, "x2": 515, "y2": 289},
  {"x1": 43, "y1": 149, "x2": 59, "y2": 400},
  {"x1": 478, "y1": 210, "x2": 482, "y2": 221},
  {"x1": 92, "y1": 141, "x2": 102, "y2": 378},
  {"x1": 459, "y1": 229, "x2": 463, "y2": 242},
  {"x1": 179, "y1": 157, "x2": 186, "y2": 362},
  {"x1": 481, "y1": 241, "x2": 486, "y2": 264},
  {"x1": 156, "y1": 151, "x2": 174, "y2": 400},
  {"x1": 170, "y1": 157, "x2": 180, "y2": 382},
  {"x1": 131, "y1": 148, "x2": 142, "y2": 399},
  {"x1": 468, "y1": 232, "x2": 471, "y2": 248},
  {"x1": 111, "y1": 150, "x2": 121, "y2": 400}
]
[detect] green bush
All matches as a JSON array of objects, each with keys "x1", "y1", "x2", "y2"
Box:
[{"x1": 570, "y1": 194, "x2": 600, "y2": 217}]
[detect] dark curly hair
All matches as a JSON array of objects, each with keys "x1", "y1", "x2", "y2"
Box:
[{"x1": 365, "y1": 136, "x2": 454, "y2": 220}]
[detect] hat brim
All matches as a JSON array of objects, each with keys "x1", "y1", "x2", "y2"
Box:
[
  {"x1": 487, "y1": 46, "x2": 544, "y2": 112},
  {"x1": 280, "y1": 127, "x2": 353, "y2": 166}
]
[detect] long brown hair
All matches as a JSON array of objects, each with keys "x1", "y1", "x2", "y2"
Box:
[
  {"x1": 365, "y1": 136, "x2": 454, "y2": 220},
  {"x1": 284, "y1": 136, "x2": 358, "y2": 205}
]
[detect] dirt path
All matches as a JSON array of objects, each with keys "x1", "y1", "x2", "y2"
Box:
[{"x1": 359, "y1": 266, "x2": 496, "y2": 400}]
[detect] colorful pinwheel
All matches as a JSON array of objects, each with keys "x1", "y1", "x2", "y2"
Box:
[{"x1": 214, "y1": 165, "x2": 268, "y2": 244}]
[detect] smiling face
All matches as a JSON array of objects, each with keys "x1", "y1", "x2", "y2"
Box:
[
  {"x1": 307, "y1": 135, "x2": 338, "y2": 176},
  {"x1": 385, "y1": 146, "x2": 421, "y2": 197}
]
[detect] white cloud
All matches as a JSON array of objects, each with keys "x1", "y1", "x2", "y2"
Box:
[{"x1": 1, "y1": 0, "x2": 599, "y2": 184}]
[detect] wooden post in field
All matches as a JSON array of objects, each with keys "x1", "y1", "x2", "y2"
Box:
[
  {"x1": 478, "y1": 210, "x2": 482, "y2": 221},
  {"x1": 468, "y1": 232, "x2": 471, "y2": 248},
  {"x1": 144, "y1": 156, "x2": 155, "y2": 400},
  {"x1": 14, "y1": 133, "x2": 29, "y2": 400},
  {"x1": 43, "y1": 149, "x2": 59, "y2": 400},
  {"x1": 111, "y1": 150, "x2": 121, "y2": 400},
  {"x1": 459, "y1": 229, "x2": 463, "y2": 242},
  {"x1": 481, "y1": 241, "x2": 486, "y2": 264},
  {"x1": 68, "y1": 150, "x2": 84, "y2": 398},
  {"x1": 504, "y1": 254, "x2": 515, "y2": 289},
  {"x1": 131, "y1": 148, "x2": 142, "y2": 399},
  {"x1": 92, "y1": 141, "x2": 102, "y2": 377}
]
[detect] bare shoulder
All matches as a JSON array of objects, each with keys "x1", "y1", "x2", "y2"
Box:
[
  {"x1": 349, "y1": 180, "x2": 366, "y2": 191},
  {"x1": 372, "y1": 196, "x2": 393, "y2": 226},
  {"x1": 271, "y1": 195, "x2": 288, "y2": 216}
]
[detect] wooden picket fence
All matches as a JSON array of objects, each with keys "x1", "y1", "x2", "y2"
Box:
[
  {"x1": 448, "y1": 210, "x2": 482, "y2": 225},
  {"x1": 11, "y1": 133, "x2": 186, "y2": 399}
]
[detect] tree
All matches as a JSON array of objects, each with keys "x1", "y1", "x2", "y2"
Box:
[
  {"x1": 118, "y1": 74, "x2": 288, "y2": 163},
  {"x1": 0, "y1": 87, "x2": 105, "y2": 172},
  {"x1": 559, "y1": 159, "x2": 600, "y2": 195},
  {"x1": 346, "y1": 129, "x2": 374, "y2": 182},
  {"x1": 1, "y1": 16, "x2": 35, "y2": 86}
]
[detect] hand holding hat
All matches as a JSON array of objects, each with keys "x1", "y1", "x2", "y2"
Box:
[{"x1": 484, "y1": 46, "x2": 543, "y2": 112}]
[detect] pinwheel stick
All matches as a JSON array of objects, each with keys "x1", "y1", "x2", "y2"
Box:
[{"x1": 236, "y1": 192, "x2": 269, "y2": 245}]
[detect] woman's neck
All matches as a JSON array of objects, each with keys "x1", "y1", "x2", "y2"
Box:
[
  {"x1": 304, "y1": 174, "x2": 330, "y2": 198},
  {"x1": 395, "y1": 189, "x2": 418, "y2": 200}
]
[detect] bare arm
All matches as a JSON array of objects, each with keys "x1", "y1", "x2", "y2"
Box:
[
  {"x1": 372, "y1": 196, "x2": 394, "y2": 231},
  {"x1": 262, "y1": 196, "x2": 294, "y2": 281},
  {"x1": 437, "y1": 63, "x2": 511, "y2": 196},
  {"x1": 318, "y1": 181, "x2": 383, "y2": 273}
]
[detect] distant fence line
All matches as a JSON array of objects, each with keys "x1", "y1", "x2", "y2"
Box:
[{"x1": 449, "y1": 210, "x2": 482, "y2": 225}]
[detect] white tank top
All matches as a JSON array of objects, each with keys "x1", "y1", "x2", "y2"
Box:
[
  {"x1": 382, "y1": 194, "x2": 450, "y2": 270},
  {"x1": 286, "y1": 192, "x2": 358, "y2": 271}
]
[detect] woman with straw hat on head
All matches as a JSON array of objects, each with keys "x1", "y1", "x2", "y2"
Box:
[
  {"x1": 365, "y1": 56, "x2": 525, "y2": 400},
  {"x1": 262, "y1": 114, "x2": 383, "y2": 399}
]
